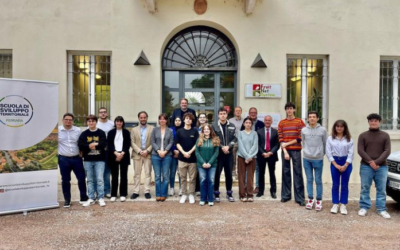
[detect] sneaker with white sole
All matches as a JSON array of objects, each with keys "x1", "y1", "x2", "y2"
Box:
[
  {"x1": 189, "y1": 194, "x2": 195, "y2": 204},
  {"x1": 378, "y1": 211, "x2": 391, "y2": 219},
  {"x1": 120, "y1": 196, "x2": 126, "y2": 202},
  {"x1": 315, "y1": 200, "x2": 322, "y2": 211},
  {"x1": 196, "y1": 191, "x2": 201, "y2": 197},
  {"x1": 330, "y1": 204, "x2": 339, "y2": 214},
  {"x1": 180, "y1": 195, "x2": 187, "y2": 204},
  {"x1": 306, "y1": 199, "x2": 314, "y2": 210},
  {"x1": 199, "y1": 201, "x2": 205, "y2": 206},
  {"x1": 169, "y1": 188, "x2": 175, "y2": 196},
  {"x1": 340, "y1": 204, "x2": 347, "y2": 215},
  {"x1": 209, "y1": 202, "x2": 214, "y2": 206},
  {"x1": 98, "y1": 198, "x2": 106, "y2": 207},
  {"x1": 110, "y1": 197, "x2": 117, "y2": 202},
  {"x1": 105, "y1": 194, "x2": 111, "y2": 198},
  {"x1": 358, "y1": 208, "x2": 368, "y2": 217},
  {"x1": 179, "y1": 188, "x2": 183, "y2": 196},
  {"x1": 82, "y1": 199, "x2": 95, "y2": 207}
]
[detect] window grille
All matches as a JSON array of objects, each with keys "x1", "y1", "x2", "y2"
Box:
[
  {"x1": 380, "y1": 59, "x2": 399, "y2": 130},
  {"x1": 67, "y1": 53, "x2": 111, "y2": 125},
  {"x1": 0, "y1": 53, "x2": 12, "y2": 78}
]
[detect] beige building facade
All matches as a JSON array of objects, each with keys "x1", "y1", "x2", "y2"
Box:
[{"x1": 1, "y1": 0, "x2": 400, "y2": 183}]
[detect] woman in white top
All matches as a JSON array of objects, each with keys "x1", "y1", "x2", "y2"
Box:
[
  {"x1": 107, "y1": 116, "x2": 131, "y2": 202},
  {"x1": 325, "y1": 120, "x2": 354, "y2": 215}
]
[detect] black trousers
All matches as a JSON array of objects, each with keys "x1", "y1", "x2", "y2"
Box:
[
  {"x1": 257, "y1": 157, "x2": 277, "y2": 195},
  {"x1": 214, "y1": 153, "x2": 233, "y2": 192},
  {"x1": 110, "y1": 160, "x2": 129, "y2": 197},
  {"x1": 281, "y1": 150, "x2": 305, "y2": 203}
]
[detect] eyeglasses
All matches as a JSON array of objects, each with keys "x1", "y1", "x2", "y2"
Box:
[{"x1": 99, "y1": 111, "x2": 107, "y2": 114}]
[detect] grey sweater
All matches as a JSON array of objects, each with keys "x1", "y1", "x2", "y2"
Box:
[
  {"x1": 237, "y1": 130, "x2": 258, "y2": 160},
  {"x1": 301, "y1": 123, "x2": 327, "y2": 160}
]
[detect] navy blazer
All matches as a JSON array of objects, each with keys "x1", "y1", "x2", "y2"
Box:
[
  {"x1": 107, "y1": 128, "x2": 132, "y2": 165},
  {"x1": 257, "y1": 127, "x2": 280, "y2": 162}
]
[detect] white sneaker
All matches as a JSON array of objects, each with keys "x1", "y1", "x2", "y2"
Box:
[
  {"x1": 209, "y1": 202, "x2": 214, "y2": 206},
  {"x1": 378, "y1": 211, "x2": 391, "y2": 219},
  {"x1": 340, "y1": 204, "x2": 347, "y2": 215},
  {"x1": 179, "y1": 188, "x2": 183, "y2": 196},
  {"x1": 305, "y1": 199, "x2": 314, "y2": 210},
  {"x1": 330, "y1": 204, "x2": 339, "y2": 214},
  {"x1": 358, "y1": 208, "x2": 368, "y2": 217},
  {"x1": 199, "y1": 201, "x2": 205, "y2": 206},
  {"x1": 105, "y1": 194, "x2": 111, "y2": 198},
  {"x1": 189, "y1": 194, "x2": 195, "y2": 204},
  {"x1": 98, "y1": 198, "x2": 106, "y2": 207},
  {"x1": 180, "y1": 195, "x2": 187, "y2": 204},
  {"x1": 169, "y1": 188, "x2": 175, "y2": 196},
  {"x1": 110, "y1": 197, "x2": 117, "y2": 202},
  {"x1": 82, "y1": 199, "x2": 95, "y2": 207},
  {"x1": 196, "y1": 191, "x2": 201, "y2": 197},
  {"x1": 120, "y1": 196, "x2": 126, "y2": 202},
  {"x1": 315, "y1": 200, "x2": 322, "y2": 211}
]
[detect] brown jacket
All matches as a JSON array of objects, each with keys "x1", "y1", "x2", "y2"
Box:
[{"x1": 131, "y1": 124, "x2": 154, "y2": 160}]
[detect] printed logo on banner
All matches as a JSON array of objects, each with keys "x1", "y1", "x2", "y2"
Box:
[
  {"x1": 0, "y1": 95, "x2": 34, "y2": 127},
  {"x1": 0, "y1": 189, "x2": 4, "y2": 193}
]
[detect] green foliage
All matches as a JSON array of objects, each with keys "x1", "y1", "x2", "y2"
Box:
[{"x1": 308, "y1": 87, "x2": 322, "y2": 119}]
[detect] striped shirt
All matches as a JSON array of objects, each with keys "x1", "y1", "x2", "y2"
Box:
[{"x1": 278, "y1": 118, "x2": 305, "y2": 151}]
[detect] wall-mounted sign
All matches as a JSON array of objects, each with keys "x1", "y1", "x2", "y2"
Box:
[
  {"x1": 245, "y1": 83, "x2": 281, "y2": 98},
  {"x1": 194, "y1": 0, "x2": 207, "y2": 15}
]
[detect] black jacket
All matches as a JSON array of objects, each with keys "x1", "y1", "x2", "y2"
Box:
[
  {"x1": 170, "y1": 108, "x2": 197, "y2": 129},
  {"x1": 257, "y1": 127, "x2": 280, "y2": 162},
  {"x1": 107, "y1": 128, "x2": 132, "y2": 165},
  {"x1": 212, "y1": 121, "x2": 237, "y2": 152}
]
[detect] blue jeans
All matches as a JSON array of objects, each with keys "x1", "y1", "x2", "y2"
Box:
[
  {"x1": 330, "y1": 156, "x2": 352, "y2": 204},
  {"x1": 170, "y1": 158, "x2": 181, "y2": 189},
  {"x1": 58, "y1": 155, "x2": 88, "y2": 202},
  {"x1": 359, "y1": 164, "x2": 388, "y2": 212},
  {"x1": 84, "y1": 161, "x2": 105, "y2": 200},
  {"x1": 303, "y1": 158, "x2": 323, "y2": 200},
  {"x1": 198, "y1": 166, "x2": 217, "y2": 203},
  {"x1": 94, "y1": 161, "x2": 111, "y2": 195},
  {"x1": 152, "y1": 155, "x2": 172, "y2": 198}
]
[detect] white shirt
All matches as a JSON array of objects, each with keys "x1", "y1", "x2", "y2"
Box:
[
  {"x1": 325, "y1": 135, "x2": 354, "y2": 163},
  {"x1": 96, "y1": 120, "x2": 114, "y2": 137},
  {"x1": 58, "y1": 125, "x2": 81, "y2": 156},
  {"x1": 114, "y1": 129, "x2": 123, "y2": 151}
]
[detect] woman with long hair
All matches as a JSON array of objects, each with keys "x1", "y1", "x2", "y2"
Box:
[
  {"x1": 326, "y1": 120, "x2": 354, "y2": 215},
  {"x1": 169, "y1": 117, "x2": 182, "y2": 196},
  {"x1": 195, "y1": 124, "x2": 220, "y2": 206},
  {"x1": 237, "y1": 117, "x2": 258, "y2": 202},
  {"x1": 151, "y1": 113, "x2": 174, "y2": 201},
  {"x1": 107, "y1": 116, "x2": 131, "y2": 202},
  {"x1": 195, "y1": 113, "x2": 208, "y2": 196}
]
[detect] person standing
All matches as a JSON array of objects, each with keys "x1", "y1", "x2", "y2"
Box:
[
  {"x1": 301, "y1": 111, "x2": 327, "y2": 211},
  {"x1": 256, "y1": 115, "x2": 280, "y2": 199},
  {"x1": 151, "y1": 114, "x2": 174, "y2": 202},
  {"x1": 326, "y1": 120, "x2": 354, "y2": 215},
  {"x1": 240, "y1": 107, "x2": 264, "y2": 194},
  {"x1": 96, "y1": 107, "x2": 114, "y2": 198},
  {"x1": 237, "y1": 118, "x2": 258, "y2": 202},
  {"x1": 228, "y1": 106, "x2": 244, "y2": 178},
  {"x1": 169, "y1": 117, "x2": 182, "y2": 196},
  {"x1": 195, "y1": 113, "x2": 208, "y2": 196},
  {"x1": 358, "y1": 113, "x2": 391, "y2": 219},
  {"x1": 212, "y1": 108, "x2": 237, "y2": 202},
  {"x1": 130, "y1": 111, "x2": 154, "y2": 200},
  {"x1": 278, "y1": 102, "x2": 306, "y2": 206},
  {"x1": 195, "y1": 124, "x2": 220, "y2": 206},
  {"x1": 107, "y1": 116, "x2": 131, "y2": 202},
  {"x1": 58, "y1": 113, "x2": 88, "y2": 208},
  {"x1": 176, "y1": 113, "x2": 199, "y2": 204},
  {"x1": 170, "y1": 98, "x2": 197, "y2": 129},
  {"x1": 79, "y1": 115, "x2": 107, "y2": 207}
]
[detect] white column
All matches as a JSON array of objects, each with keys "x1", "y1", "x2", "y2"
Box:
[
  {"x1": 301, "y1": 58, "x2": 308, "y2": 122},
  {"x1": 67, "y1": 54, "x2": 73, "y2": 113},
  {"x1": 322, "y1": 58, "x2": 328, "y2": 128},
  {"x1": 393, "y1": 60, "x2": 398, "y2": 130},
  {"x1": 89, "y1": 55, "x2": 96, "y2": 115}
]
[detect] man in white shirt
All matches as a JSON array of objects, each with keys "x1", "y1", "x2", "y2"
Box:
[
  {"x1": 58, "y1": 113, "x2": 88, "y2": 208},
  {"x1": 96, "y1": 107, "x2": 114, "y2": 198}
]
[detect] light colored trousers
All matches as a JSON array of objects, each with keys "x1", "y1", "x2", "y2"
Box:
[
  {"x1": 178, "y1": 160, "x2": 197, "y2": 196},
  {"x1": 133, "y1": 157, "x2": 152, "y2": 194}
]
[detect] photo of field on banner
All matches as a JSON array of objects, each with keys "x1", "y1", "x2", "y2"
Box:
[{"x1": 0, "y1": 78, "x2": 59, "y2": 215}]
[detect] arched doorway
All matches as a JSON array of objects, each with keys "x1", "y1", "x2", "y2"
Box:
[{"x1": 162, "y1": 26, "x2": 237, "y2": 123}]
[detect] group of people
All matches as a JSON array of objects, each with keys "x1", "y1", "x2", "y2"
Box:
[{"x1": 58, "y1": 99, "x2": 392, "y2": 219}]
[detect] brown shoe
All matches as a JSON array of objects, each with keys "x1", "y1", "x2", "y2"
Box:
[
  {"x1": 253, "y1": 187, "x2": 259, "y2": 194},
  {"x1": 156, "y1": 197, "x2": 161, "y2": 202},
  {"x1": 160, "y1": 197, "x2": 166, "y2": 202}
]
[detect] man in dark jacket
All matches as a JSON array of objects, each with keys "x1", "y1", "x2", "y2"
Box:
[
  {"x1": 170, "y1": 98, "x2": 197, "y2": 129},
  {"x1": 212, "y1": 108, "x2": 237, "y2": 202}
]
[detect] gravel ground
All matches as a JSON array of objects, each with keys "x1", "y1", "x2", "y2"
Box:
[{"x1": 1, "y1": 199, "x2": 399, "y2": 250}]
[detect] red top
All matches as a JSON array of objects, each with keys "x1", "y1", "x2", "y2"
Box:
[{"x1": 278, "y1": 118, "x2": 305, "y2": 151}]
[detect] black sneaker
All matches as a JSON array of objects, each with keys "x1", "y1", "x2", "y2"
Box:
[
  {"x1": 63, "y1": 200, "x2": 71, "y2": 208},
  {"x1": 145, "y1": 193, "x2": 151, "y2": 199},
  {"x1": 214, "y1": 192, "x2": 221, "y2": 203},
  {"x1": 130, "y1": 193, "x2": 139, "y2": 200},
  {"x1": 226, "y1": 191, "x2": 235, "y2": 202}
]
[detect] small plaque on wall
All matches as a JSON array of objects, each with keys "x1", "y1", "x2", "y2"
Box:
[{"x1": 245, "y1": 83, "x2": 281, "y2": 98}]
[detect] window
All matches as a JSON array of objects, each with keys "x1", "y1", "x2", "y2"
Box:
[
  {"x1": 0, "y1": 50, "x2": 12, "y2": 78},
  {"x1": 380, "y1": 58, "x2": 399, "y2": 130},
  {"x1": 67, "y1": 53, "x2": 111, "y2": 124},
  {"x1": 287, "y1": 56, "x2": 328, "y2": 126}
]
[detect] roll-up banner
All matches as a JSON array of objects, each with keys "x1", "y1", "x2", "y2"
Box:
[{"x1": 0, "y1": 78, "x2": 59, "y2": 215}]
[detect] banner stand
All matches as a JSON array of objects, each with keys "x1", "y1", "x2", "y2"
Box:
[{"x1": 0, "y1": 203, "x2": 59, "y2": 216}]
